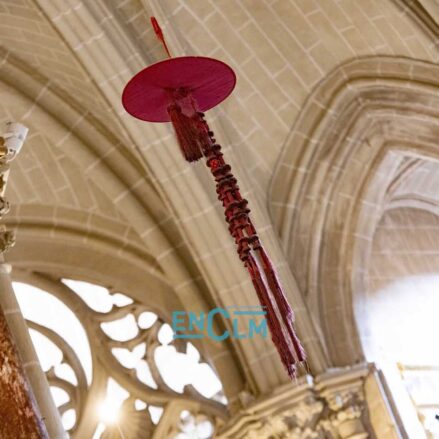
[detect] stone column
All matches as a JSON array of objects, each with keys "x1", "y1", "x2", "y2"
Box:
[
  {"x1": 0, "y1": 264, "x2": 49, "y2": 438},
  {"x1": 0, "y1": 123, "x2": 66, "y2": 438},
  {"x1": 0, "y1": 258, "x2": 67, "y2": 438}
]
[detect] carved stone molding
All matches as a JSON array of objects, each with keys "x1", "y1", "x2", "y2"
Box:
[
  {"x1": 218, "y1": 364, "x2": 375, "y2": 439},
  {"x1": 0, "y1": 123, "x2": 55, "y2": 438},
  {"x1": 0, "y1": 122, "x2": 27, "y2": 254},
  {"x1": 393, "y1": 0, "x2": 439, "y2": 41},
  {"x1": 0, "y1": 227, "x2": 15, "y2": 253},
  {"x1": 15, "y1": 274, "x2": 227, "y2": 438},
  {"x1": 316, "y1": 366, "x2": 371, "y2": 439},
  {"x1": 269, "y1": 56, "x2": 439, "y2": 367}
]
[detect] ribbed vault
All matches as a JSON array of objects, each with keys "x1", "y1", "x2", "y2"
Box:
[{"x1": 1, "y1": 3, "x2": 439, "y2": 437}]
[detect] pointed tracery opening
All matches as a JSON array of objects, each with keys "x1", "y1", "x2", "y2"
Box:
[{"x1": 14, "y1": 279, "x2": 226, "y2": 438}]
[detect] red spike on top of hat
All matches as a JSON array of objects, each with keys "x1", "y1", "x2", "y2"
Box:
[{"x1": 150, "y1": 17, "x2": 172, "y2": 58}]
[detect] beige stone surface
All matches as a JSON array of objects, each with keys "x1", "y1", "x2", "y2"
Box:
[{"x1": 0, "y1": 0, "x2": 437, "y2": 437}]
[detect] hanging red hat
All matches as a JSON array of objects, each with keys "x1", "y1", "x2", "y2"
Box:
[{"x1": 122, "y1": 17, "x2": 306, "y2": 378}]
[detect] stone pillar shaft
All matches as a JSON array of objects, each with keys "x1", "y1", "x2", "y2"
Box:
[
  {"x1": 0, "y1": 266, "x2": 48, "y2": 438},
  {"x1": 0, "y1": 259, "x2": 67, "y2": 438},
  {"x1": 0, "y1": 123, "x2": 66, "y2": 438}
]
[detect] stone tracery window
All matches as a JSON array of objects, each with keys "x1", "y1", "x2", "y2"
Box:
[{"x1": 14, "y1": 279, "x2": 226, "y2": 438}]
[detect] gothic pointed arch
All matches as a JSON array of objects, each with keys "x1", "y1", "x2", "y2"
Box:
[{"x1": 269, "y1": 55, "x2": 439, "y2": 365}]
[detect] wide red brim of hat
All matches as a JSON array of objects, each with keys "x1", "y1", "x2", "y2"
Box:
[{"x1": 122, "y1": 56, "x2": 236, "y2": 123}]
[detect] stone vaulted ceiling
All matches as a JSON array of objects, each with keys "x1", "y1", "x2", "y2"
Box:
[{"x1": 0, "y1": 0, "x2": 438, "y2": 436}]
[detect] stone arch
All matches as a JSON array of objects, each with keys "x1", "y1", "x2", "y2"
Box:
[
  {"x1": 269, "y1": 56, "x2": 439, "y2": 366},
  {"x1": 0, "y1": 50, "x2": 216, "y2": 339},
  {"x1": 0, "y1": 49, "x2": 246, "y2": 411},
  {"x1": 5, "y1": 204, "x2": 243, "y2": 420}
]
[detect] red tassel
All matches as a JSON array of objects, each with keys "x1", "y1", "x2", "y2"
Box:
[
  {"x1": 247, "y1": 253, "x2": 298, "y2": 378},
  {"x1": 121, "y1": 42, "x2": 305, "y2": 377},
  {"x1": 167, "y1": 88, "x2": 211, "y2": 163},
  {"x1": 193, "y1": 109, "x2": 306, "y2": 378},
  {"x1": 259, "y1": 248, "x2": 306, "y2": 363},
  {"x1": 168, "y1": 105, "x2": 204, "y2": 162}
]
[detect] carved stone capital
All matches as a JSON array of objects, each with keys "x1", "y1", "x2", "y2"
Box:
[
  {"x1": 218, "y1": 364, "x2": 375, "y2": 439},
  {"x1": 316, "y1": 364, "x2": 371, "y2": 439},
  {"x1": 0, "y1": 123, "x2": 27, "y2": 254},
  {"x1": 0, "y1": 197, "x2": 10, "y2": 216}
]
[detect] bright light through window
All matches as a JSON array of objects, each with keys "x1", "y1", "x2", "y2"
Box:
[
  {"x1": 13, "y1": 279, "x2": 224, "y2": 438},
  {"x1": 364, "y1": 274, "x2": 439, "y2": 364},
  {"x1": 14, "y1": 282, "x2": 93, "y2": 383},
  {"x1": 362, "y1": 274, "x2": 439, "y2": 438},
  {"x1": 155, "y1": 342, "x2": 223, "y2": 399},
  {"x1": 98, "y1": 378, "x2": 129, "y2": 425}
]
